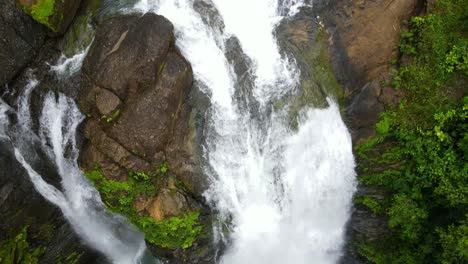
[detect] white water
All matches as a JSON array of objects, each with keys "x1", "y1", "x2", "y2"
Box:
[
  {"x1": 0, "y1": 80, "x2": 150, "y2": 263},
  {"x1": 135, "y1": 1, "x2": 356, "y2": 264},
  {"x1": 50, "y1": 45, "x2": 91, "y2": 78}
]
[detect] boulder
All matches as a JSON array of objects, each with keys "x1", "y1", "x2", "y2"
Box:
[
  {"x1": 78, "y1": 13, "x2": 212, "y2": 262},
  {"x1": 0, "y1": 0, "x2": 45, "y2": 87},
  {"x1": 19, "y1": 0, "x2": 82, "y2": 34},
  {"x1": 78, "y1": 13, "x2": 205, "y2": 193}
]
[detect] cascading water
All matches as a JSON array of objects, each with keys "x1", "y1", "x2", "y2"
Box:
[
  {"x1": 0, "y1": 56, "x2": 156, "y2": 263},
  {"x1": 1, "y1": 0, "x2": 356, "y2": 263},
  {"x1": 135, "y1": 0, "x2": 356, "y2": 263}
]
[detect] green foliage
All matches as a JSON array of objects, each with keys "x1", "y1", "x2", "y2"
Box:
[
  {"x1": 101, "y1": 109, "x2": 120, "y2": 123},
  {"x1": 84, "y1": 167, "x2": 201, "y2": 249},
  {"x1": 356, "y1": 1, "x2": 468, "y2": 262},
  {"x1": 56, "y1": 252, "x2": 82, "y2": 264},
  {"x1": 0, "y1": 226, "x2": 45, "y2": 264},
  {"x1": 29, "y1": 0, "x2": 56, "y2": 31},
  {"x1": 354, "y1": 196, "x2": 384, "y2": 215},
  {"x1": 135, "y1": 212, "x2": 202, "y2": 249},
  {"x1": 156, "y1": 163, "x2": 169, "y2": 174}
]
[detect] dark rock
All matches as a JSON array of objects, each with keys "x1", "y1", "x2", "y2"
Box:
[
  {"x1": 19, "y1": 0, "x2": 82, "y2": 34},
  {"x1": 78, "y1": 13, "x2": 213, "y2": 262},
  {"x1": 0, "y1": 0, "x2": 46, "y2": 88},
  {"x1": 0, "y1": 140, "x2": 106, "y2": 264},
  {"x1": 346, "y1": 81, "x2": 384, "y2": 142}
]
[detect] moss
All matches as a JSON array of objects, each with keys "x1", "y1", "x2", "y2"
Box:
[
  {"x1": 57, "y1": 251, "x2": 82, "y2": 264},
  {"x1": 274, "y1": 25, "x2": 343, "y2": 128},
  {"x1": 84, "y1": 167, "x2": 202, "y2": 249},
  {"x1": 100, "y1": 109, "x2": 120, "y2": 123},
  {"x1": 0, "y1": 226, "x2": 45, "y2": 264},
  {"x1": 27, "y1": 0, "x2": 57, "y2": 31},
  {"x1": 63, "y1": 0, "x2": 102, "y2": 57}
]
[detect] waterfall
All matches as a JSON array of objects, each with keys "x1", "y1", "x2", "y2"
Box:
[
  {"x1": 1, "y1": 0, "x2": 356, "y2": 263},
  {"x1": 0, "y1": 60, "x2": 154, "y2": 263},
  {"x1": 135, "y1": 1, "x2": 356, "y2": 264}
]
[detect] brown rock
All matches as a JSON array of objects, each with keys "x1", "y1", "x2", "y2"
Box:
[
  {"x1": 108, "y1": 51, "x2": 193, "y2": 160},
  {"x1": 95, "y1": 88, "x2": 121, "y2": 116},
  {"x1": 148, "y1": 190, "x2": 193, "y2": 221},
  {"x1": 326, "y1": 0, "x2": 422, "y2": 87}
]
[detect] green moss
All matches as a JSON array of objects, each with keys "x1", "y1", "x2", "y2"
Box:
[
  {"x1": 0, "y1": 226, "x2": 45, "y2": 264},
  {"x1": 63, "y1": 0, "x2": 101, "y2": 57},
  {"x1": 29, "y1": 0, "x2": 57, "y2": 31},
  {"x1": 135, "y1": 212, "x2": 202, "y2": 249},
  {"x1": 57, "y1": 251, "x2": 82, "y2": 264},
  {"x1": 274, "y1": 25, "x2": 343, "y2": 128},
  {"x1": 84, "y1": 167, "x2": 202, "y2": 249},
  {"x1": 101, "y1": 109, "x2": 120, "y2": 123}
]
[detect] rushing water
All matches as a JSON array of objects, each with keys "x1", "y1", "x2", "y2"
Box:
[
  {"x1": 0, "y1": 61, "x2": 154, "y2": 263},
  {"x1": 135, "y1": 0, "x2": 356, "y2": 263},
  {"x1": 1, "y1": 0, "x2": 356, "y2": 263}
]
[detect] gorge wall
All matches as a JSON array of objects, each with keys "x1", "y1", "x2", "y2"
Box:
[{"x1": 322, "y1": 0, "x2": 425, "y2": 262}]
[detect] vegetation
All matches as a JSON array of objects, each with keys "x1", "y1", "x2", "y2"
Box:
[
  {"x1": 28, "y1": 0, "x2": 57, "y2": 31},
  {"x1": 57, "y1": 252, "x2": 82, "y2": 264},
  {"x1": 355, "y1": 0, "x2": 467, "y2": 263},
  {"x1": 0, "y1": 226, "x2": 45, "y2": 264},
  {"x1": 101, "y1": 109, "x2": 120, "y2": 123},
  {"x1": 84, "y1": 166, "x2": 202, "y2": 249}
]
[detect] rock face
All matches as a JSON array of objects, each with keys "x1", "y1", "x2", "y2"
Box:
[
  {"x1": 19, "y1": 0, "x2": 82, "y2": 34},
  {"x1": 79, "y1": 12, "x2": 206, "y2": 194},
  {"x1": 0, "y1": 1, "x2": 107, "y2": 263},
  {"x1": 0, "y1": 0, "x2": 45, "y2": 87},
  {"x1": 78, "y1": 13, "x2": 212, "y2": 262},
  {"x1": 0, "y1": 138, "x2": 106, "y2": 264},
  {"x1": 325, "y1": 0, "x2": 424, "y2": 152},
  {"x1": 325, "y1": 0, "x2": 422, "y2": 141},
  {"x1": 323, "y1": 0, "x2": 424, "y2": 263}
]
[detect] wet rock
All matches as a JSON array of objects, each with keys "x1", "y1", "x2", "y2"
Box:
[
  {"x1": 78, "y1": 13, "x2": 212, "y2": 262},
  {"x1": 148, "y1": 189, "x2": 195, "y2": 221},
  {"x1": 0, "y1": 0, "x2": 45, "y2": 87},
  {"x1": 19, "y1": 0, "x2": 82, "y2": 34},
  {"x1": 325, "y1": 0, "x2": 423, "y2": 87},
  {"x1": 0, "y1": 140, "x2": 106, "y2": 264},
  {"x1": 323, "y1": 0, "x2": 424, "y2": 263},
  {"x1": 346, "y1": 81, "x2": 384, "y2": 142},
  {"x1": 79, "y1": 13, "x2": 207, "y2": 196}
]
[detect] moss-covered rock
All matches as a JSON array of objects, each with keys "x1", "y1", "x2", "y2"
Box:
[
  {"x1": 62, "y1": 0, "x2": 101, "y2": 57},
  {"x1": 19, "y1": 0, "x2": 82, "y2": 34},
  {"x1": 276, "y1": 10, "x2": 343, "y2": 128}
]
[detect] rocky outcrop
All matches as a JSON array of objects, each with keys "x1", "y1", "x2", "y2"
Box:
[
  {"x1": 79, "y1": 12, "x2": 207, "y2": 194},
  {"x1": 78, "y1": 13, "x2": 213, "y2": 262},
  {"x1": 19, "y1": 0, "x2": 82, "y2": 34},
  {"x1": 323, "y1": 0, "x2": 424, "y2": 263},
  {"x1": 0, "y1": 0, "x2": 45, "y2": 88},
  {"x1": 325, "y1": 0, "x2": 422, "y2": 142}
]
